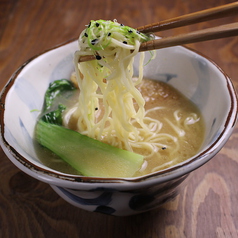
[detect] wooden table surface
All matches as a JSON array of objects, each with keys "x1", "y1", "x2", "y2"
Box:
[{"x1": 1, "y1": 0, "x2": 238, "y2": 237}]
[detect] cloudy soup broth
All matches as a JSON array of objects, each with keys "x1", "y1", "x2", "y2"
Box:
[{"x1": 35, "y1": 78, "x2": 205, "y2": 176}]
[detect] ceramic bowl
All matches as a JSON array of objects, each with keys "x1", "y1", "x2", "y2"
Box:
[{"x1": 0, "y1": 40, "x2": 237, "y2": 216}]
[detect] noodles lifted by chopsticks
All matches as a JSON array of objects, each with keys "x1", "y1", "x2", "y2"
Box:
[{"x1": 65, "y1": 20, "x2": 200, "y2": 170}]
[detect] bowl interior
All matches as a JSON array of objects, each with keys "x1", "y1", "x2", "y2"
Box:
[{"x1": 1, "y1": 41, "x2": 237, "y2": 179}]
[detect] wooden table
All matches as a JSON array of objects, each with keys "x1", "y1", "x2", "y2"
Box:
[{"x1": 1, "y1": 0, "x2": 238, "y2": 237}]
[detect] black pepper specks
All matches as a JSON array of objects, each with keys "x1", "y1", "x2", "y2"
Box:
[
  {"x1": 120, "y1": 23, "x2": 124, "y2": 26},
  {"x1": 96, "y1": 22, "x2": 100, "y2": 27},
  {"x1": 108, "y1": 32, "x2": 111, "y2": 36},
  {"x1": 123, "y1": 41, "x2": 127, "y2": 44},
  {"x1": 88, "y1": 22, "x2": 91, "y2": 28},
  {"x1": 91, "y1": 39, "x2": 98, "y2": 45},
  {"x1": 128, "y1": 30, "x2": 133, "y2": 33},
  {"x1": 162, "y1": 147, "x2": 167, "y2": 150},
  {"x1": 95, "y1": 55, "x2": 102, "y2": 60},
  {"x1": 84, "y1": 32, "x2": 88, "y2": 37},
  {"x1": 95, "y1": 107, "x2": 98, "y2": 110}
]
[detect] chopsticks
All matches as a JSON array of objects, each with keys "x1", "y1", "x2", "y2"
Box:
[
  {"x1": 139, "y1": 22, "x2": 238, "y2": 52},
  {"x1": 137, "y1": 2, "x2": 238, "y2": 33},
  {"x1": 79, "y1": 2, "x2": 238, "y2": 62}
]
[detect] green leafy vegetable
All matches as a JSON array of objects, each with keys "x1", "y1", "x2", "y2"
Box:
[
  {"x1": 36, "y1": 120, "x2": 144, "y2": 178},
  {"x1": 41, "y1": 104, "x2": 66, "y2": 125},
  {"x1": 43, "y1": 79, "x2": 76, "y2": 112},
  {"x1": 36, "y1": 79, "x2": 144, "y2": 178}
]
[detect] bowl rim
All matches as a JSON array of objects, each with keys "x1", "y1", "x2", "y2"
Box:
[{"x1": 0, "y1": 39, "x2": 237, "y2": 186}]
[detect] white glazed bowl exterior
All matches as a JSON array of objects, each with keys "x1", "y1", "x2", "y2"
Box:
[{"x1": 0, "y1": 40, "x2": 237, "y2": 216}]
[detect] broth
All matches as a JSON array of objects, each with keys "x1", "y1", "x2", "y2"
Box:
[
  {"x1": 35, "y1": 79, "x2": 205, "y2": 176},
  {"x1": 134, "y1": 79, "x2": 204, "y2": 176}
]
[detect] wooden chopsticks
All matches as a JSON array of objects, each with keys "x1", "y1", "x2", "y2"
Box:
[
  {"x1": 139, "y1": 22, "x2": 238, "y2": 52},
  {"x1": 79, "y1": 2, "x2": 238, "y2": 62},
  {"x1": 137, "y1": 2, "x2": 238, "y2": 33}
]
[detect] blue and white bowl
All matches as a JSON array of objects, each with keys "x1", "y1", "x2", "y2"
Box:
[{"x1": 0, "y1": 40, "x2": 237, "y2": 216}]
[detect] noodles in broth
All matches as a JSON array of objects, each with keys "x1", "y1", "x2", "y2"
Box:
[{"x1": 57, "y1": 20, "x2": 205, "y2": 175}]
